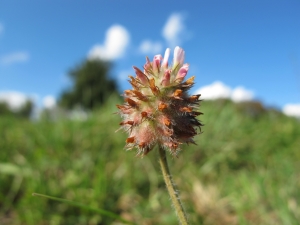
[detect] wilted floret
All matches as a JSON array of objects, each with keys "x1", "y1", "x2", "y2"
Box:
[{"x1": 117, "y1": 46, "x2": 202, "y2": 156}]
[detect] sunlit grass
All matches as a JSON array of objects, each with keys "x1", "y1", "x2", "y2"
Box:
[{"x1": 0, "y1": 97, "x2": 299, "y2": 224}]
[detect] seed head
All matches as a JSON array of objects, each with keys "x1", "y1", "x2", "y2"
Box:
[{"x1": 117, "y1": 47, "x2": 203, "y2": 157}]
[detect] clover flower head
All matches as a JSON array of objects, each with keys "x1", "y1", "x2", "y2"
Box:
[{"x1": 117, "y1": 46, "x2": 202, "y2": 156}]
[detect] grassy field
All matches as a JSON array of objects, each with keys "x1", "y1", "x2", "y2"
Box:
[{"x1": 0, "y1": 96, "x2": 299, "y2": 224}]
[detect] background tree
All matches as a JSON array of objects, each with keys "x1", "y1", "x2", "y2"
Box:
[
  {"x1": 18, "y1": 99, "x2": 34, "y2": 118},
  {"x1": 59, "y1": 59, "x2": 119, "y2": 110},
  {"x1": 0, "y1": 102, "x2": 13, "y2": 116},
  {"x1": 0, "y1": 99, "x2": 34, "y2": 119}
]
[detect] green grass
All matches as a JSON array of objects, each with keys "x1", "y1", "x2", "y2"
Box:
[{"x1": 0, "y1": 96, "x2": 299, "y2": 224}]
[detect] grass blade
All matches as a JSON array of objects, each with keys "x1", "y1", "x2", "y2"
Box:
[{"x1": 32, "y1": 193, "x2": 135, "y2": 224}]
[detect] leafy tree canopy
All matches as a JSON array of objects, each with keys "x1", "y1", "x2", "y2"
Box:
[
  {"x1": 59, "y1": 59, "x2": 119, "y2": 110},
  {"x1": 0, "y1": 99, "x2": 34, "y2": 119}
]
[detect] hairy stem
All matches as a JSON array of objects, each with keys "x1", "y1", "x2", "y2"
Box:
[{"x1": 158, "y1": 146, "x2": 189, "y2": 225}]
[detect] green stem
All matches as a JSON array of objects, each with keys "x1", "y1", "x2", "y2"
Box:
[{"x1": 158, "y1": 146, "x2": 189, "y2": 225}]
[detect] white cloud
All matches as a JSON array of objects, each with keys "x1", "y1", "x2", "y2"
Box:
[
  {"x1": 231, "y1": 86, "x2": 254, "y2": 103},
  {"x1": 0, "y1": 91, "x2": 30, "y2": 111},
  {"x1": 139, "y1": 40, "x2": 163, "y2": 55},
  {"x1": 43, "y1": 95, "x2": 56, "y2": 109},
  {"x1": 282, "y1": 104, "x2": 300, "y2": 118},
  {"x1": 88, "y1": 24, "x2": 130, "y2": 60},
  {"x1": 0, "y1": 52, "x2": 30, "y2": 65},
  {"x1": 162, "y1": 13, "x2": 186, "y2": 47},
  {"x1": 195, "y1": 81, "x2": 231, "y2": 100},
  {"x1": 194, "y1": 81, "x2": 255, "y2": 102}
]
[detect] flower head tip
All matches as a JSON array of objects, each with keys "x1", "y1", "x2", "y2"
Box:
[{"x1": 117, "y1": 46, "x2": 203, "y2": 157}]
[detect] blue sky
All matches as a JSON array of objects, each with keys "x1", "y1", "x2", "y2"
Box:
[{"x1": 0, "y1": 1, "x2": 300, "y2": 115}]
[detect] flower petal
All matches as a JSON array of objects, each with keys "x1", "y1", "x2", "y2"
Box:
[
  {"x1": 133, "y1": 66, "x2": 149, "y2": 85},
  {"x1": 161, "y1": 69, "x2": 171, "y2": 86},
  {"x1": 162, "y1": 48, "x2": 170, "y2": 69},
  {"x1": 173, "y1": 46, "x2": 185, "y2": 70},
  {"x1": 153, "y1": 54, "x2": 162, "y2": 74},
  {"x1": 175, "y1": 63, "x2": 189, "y2": 83}
]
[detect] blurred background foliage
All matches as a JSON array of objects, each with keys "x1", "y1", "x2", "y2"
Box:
[
  {"x1": 0, "y1": 100, "x2": 34, "y2": 119},
  {"x1": 58, "y1": 59, "x2": 119, "y2": 110},
  {"x1": 0, "y1": 58, "x2": 300, "y2": 225}
]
